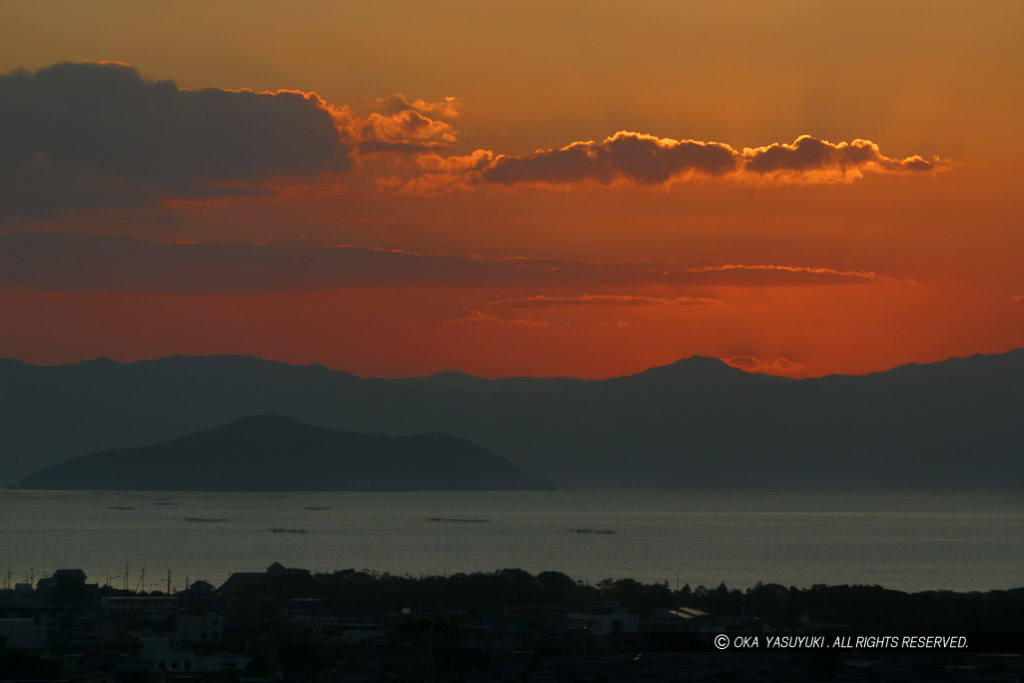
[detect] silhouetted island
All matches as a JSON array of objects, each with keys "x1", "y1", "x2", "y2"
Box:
[{"x1": 14, "y1": 415, "x2": 555, "y2": 491}]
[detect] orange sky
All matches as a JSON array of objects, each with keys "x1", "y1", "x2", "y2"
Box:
[{"x1": 1, "y1": 1, "x2": 1022, "y2": 378}]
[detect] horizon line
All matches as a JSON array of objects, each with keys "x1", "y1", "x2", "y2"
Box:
[{"x1": 2, "y1": 346, "x2": 1021, "y2": 383}]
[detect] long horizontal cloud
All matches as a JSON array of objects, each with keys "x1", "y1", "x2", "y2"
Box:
[
  {"x1": 405, "y1": 132, "x2": 949, "y2": 192},
  {"x1": 0, "y1": 232, "x2": 912, "y2": 294},
  {"x1": 2, "y1": 62, "x2": 950, "y2": 216}
]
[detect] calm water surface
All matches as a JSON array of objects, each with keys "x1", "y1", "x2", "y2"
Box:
[{"x1": 2, "y1": 489, "x2": 1021, "y2": 593}]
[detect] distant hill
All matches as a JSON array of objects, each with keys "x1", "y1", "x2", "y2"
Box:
[
  {"x1": 14, "y1": 415, "x2": 555, "y2": 491},
  {"x1": 1, "y1": 350, "x2": 1022, "y2": 488}
]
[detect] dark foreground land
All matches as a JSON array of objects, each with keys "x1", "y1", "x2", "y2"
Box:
[{"x1": 2, "y1": 565, "x2": 1022, "y2": 682}]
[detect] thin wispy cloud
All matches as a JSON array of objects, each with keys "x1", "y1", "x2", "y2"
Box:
[
  {"x1": 0, "y1": 233, "x2": 914, "y2": 295},
  {"x1": 485, "y1": 293, "x2": 722, "y2": 307},
  {"x1": 442, "y1": 310, "x2": 548, "y2": 328},
  {"x1": 683, "y1": 264, "x2": 919, "y2": 286},
  {"x1": 723, "y1": 355, "x2": 806, "y2": 376}
]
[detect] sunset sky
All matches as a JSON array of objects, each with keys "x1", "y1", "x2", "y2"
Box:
[{"x1": 1, "y1": 0, "x2": 1022, "y2": 378}]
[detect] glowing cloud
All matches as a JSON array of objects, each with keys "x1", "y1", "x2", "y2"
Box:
[
  {"x1": 481, "y1": 132, "x2": 737, "y2": 186},
  {"x1": 341, "y1": 95, "x2": 461, "y2": 153},
  {"x1": 740, "y1": 135, "x2": 945, "y2": 182},
  {"x1": 403, "y1": 132, "x2": 949, "y2": 192}
]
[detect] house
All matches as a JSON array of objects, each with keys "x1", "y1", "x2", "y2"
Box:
[
  {"x1": 36, "y1": 569, "x2": 87, "y2": 590},
  {"x1": 217, "y1": 561, "x2": 287, "y2": 594},
  {"x1": 644, "y1": 606, "x2": 710, "y2": 632}
]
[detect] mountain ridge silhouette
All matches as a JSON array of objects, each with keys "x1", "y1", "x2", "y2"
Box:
[{"x1": 2, "y1": 349, "x2": 1021, "y2": 488}]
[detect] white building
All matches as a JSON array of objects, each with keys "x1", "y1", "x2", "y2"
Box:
[{"x1": 176, "y1": 614, "x2": 223, "y2": 642}]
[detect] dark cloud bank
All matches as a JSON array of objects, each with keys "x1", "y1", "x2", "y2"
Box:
[{"x1": 0, "y1": 62, "x2": 351, "y2": 219}]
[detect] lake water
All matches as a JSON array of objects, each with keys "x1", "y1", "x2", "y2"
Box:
[{"x1": 2, "y1": 489, "x2": 1021, "y2": 594}]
